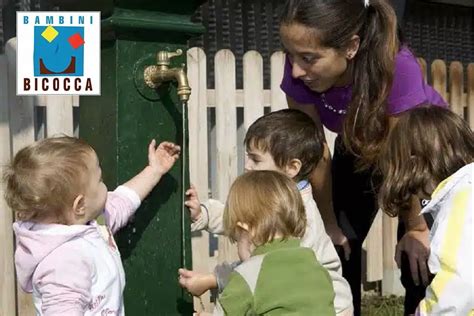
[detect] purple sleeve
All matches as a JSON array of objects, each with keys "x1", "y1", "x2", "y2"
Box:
[
  {"x1": 387, "y1": 48, "x2": 447, "y2": 115},
  {"x1": 104, "y1": 185, "x2": 141, "y2": 234}
]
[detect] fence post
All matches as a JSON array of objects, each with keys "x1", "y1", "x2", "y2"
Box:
[
  {"x1": 270, "y1": 51, "x2": 287, "y2": 112},
  {"x1": 243, "y1": 50, "x2": 264, "y2": 131},
  {"x1": 6, "y1": 37, "x2": 36, "y2": 316},
  {"x1": 46, "y1": 95, "x2": 74, "y2": 137},
  {"x1": 187, "y1": 47, "x2": 212, "y2": 312},
  {"x1": 214, "y1": 50, "x2": 239, "y2": 263},
  {"x1": 449, "y1": 61, "x2": 464, "y2": 116},
  {"x1": 417, "y1": 58, "x2": 427, "y2": 83},
  {"x1": 382, "y1": 214, "x2": 403, "y2": 295},
  {"x1": 0, "y1": 52, "x2": 17, "y2": 316},
  {"x1": 365, "y1": 210, "x2": 383, "y2": 283},
  {"x1": 467, "y1": 64, "x2": 474, "y2": 129},
  {"x1": 431, "y1": 60, "x2": 448, "y2": 102}
]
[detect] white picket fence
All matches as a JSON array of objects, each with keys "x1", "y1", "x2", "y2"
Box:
[
  {"x1": 2, "y1": 40, "x2": 474, "y2": 315},
  {"x1": 185, "y1": 47, "x2": 402, "y2": 312}
]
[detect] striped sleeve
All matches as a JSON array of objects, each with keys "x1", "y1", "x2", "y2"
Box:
[
  {"x1": 417, "y1": 187, "x2": 474, "y2": 315},
  {"x1": 215, "y1": 272, "x2": 253, "y2": 315}
]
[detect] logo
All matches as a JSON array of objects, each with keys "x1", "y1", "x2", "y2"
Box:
[{"x1": 17, "y1": 12, "x2": 100, "y2": 95}]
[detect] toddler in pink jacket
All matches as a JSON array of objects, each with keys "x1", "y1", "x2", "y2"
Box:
[{"x1": 4, "y1": 136, "x2": 180, "y2": 316}]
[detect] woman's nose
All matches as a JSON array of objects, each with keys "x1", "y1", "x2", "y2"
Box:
[{"x1": 291, "y1": 61, "x2": 306, "y2": 79}]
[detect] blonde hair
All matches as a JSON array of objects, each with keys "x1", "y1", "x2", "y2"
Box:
[
  {"x1": 224, "y1": 170, "x2": 306, "y2": 245},
  {"x1": 3, "y1": 136, "x2": 95, "y2": 222}
]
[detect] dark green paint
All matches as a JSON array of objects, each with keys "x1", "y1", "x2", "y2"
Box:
[
  {"x1": 102, "y1": 8, "x2": 205, "y2": 34},
  {"x1": 77, "y1": 2, "x2": 204, "y2": 314}
]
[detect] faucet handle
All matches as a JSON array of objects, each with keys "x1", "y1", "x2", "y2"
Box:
[{"x1": 156, "y1": 49, "x2": 183, "y2": 66}]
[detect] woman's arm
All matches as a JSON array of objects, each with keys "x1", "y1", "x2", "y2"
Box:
[{"x1": 287, "y1": 96, "x2": 351, "y2": 259}]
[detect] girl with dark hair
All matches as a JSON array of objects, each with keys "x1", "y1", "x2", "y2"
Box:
[
  {"x1": 279, "y1": 0, "x2": 446, "y2": 314},
  {"x1": 379, "y1": 106, "x2": 474, "y2": 315}
]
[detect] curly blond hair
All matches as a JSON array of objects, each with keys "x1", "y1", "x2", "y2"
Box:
[{"x1": 3, "y1": 136, "x2": 95, "y2": 223}]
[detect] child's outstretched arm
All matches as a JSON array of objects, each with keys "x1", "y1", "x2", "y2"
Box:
[
  {"x1": 123, "y1": 140, "x2": 180, "y2": 200},
  {"x1": 185, "y1": 185, "x2": 226, "y2": 234},
  {"x1": 178, "y1": 268, "x2": 217, "y2": 296},
  {"x1": 105, "y1": 140, "x2": 180, "y2": 233}
]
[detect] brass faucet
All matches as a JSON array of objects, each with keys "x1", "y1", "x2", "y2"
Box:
[{"x1": 143, "y1": 49, "x2": 191, "y2": 102}]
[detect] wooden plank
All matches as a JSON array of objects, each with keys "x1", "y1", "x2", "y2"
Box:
[
  {"x1": 187, "y1": 47, "x2": 212, "y2": 312},
  {"x1": 243, "y1": 50, "x2": 264, "y2": 130},
  {"x1": 448, "y1": 61, "x2": 464, "y2": 116},
  {"x1": 214, "y1": 49, "x2": 239, "y2": 264},
  {"x1": 365, "y1": 210, "x2": 383, "y2": 282},
  {"x1": 381, "y1": 214, "x2": 404, "y2": 295},
  {"x1": 431, "y1": 59, "x2": 448, "y2": 102},
  {"x1": 34, "y1": 95, "x2": 47, "y2": 107},
  {"x1": 206, "y1": 89, "x2": 270, "y2": 108},
  {"x1": 72, "y1": 95, "x2": 80, "y2": 107},
  {"x1": 417, "y1": 58, "x2": 428, "y2": 83},
  {"x1": 270, "y1": 51, "x2": 287, "y2": 112},
  {"x1": 46, "y1": 95, "x2": 74, "y2": 137},
  {"x1": 467, "y1": 64, "x2": 474, "y2": 129},
  {"x1": 6, "y1": 37, "x2": 36, "y2": 316},
  {"x1": 0, "y1": 53, "x2": 16, "y2": 316}
]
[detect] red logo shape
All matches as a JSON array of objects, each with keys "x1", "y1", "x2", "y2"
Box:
[{"x1": 68, "y1": 33, "x2": 85, "y2": 49}]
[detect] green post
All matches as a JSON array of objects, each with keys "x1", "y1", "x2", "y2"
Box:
[{"x1": 56, "y1": 1, "x2": 205, "y2": 314}]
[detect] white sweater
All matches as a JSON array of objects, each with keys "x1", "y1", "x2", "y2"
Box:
[{"x1": 417, "y1": 163, "x2": 474, "y2": 315}]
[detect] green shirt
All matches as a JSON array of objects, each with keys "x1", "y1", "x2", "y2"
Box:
[{"x1": 216, "y1": 238, "x2": 336, "y2": 315}]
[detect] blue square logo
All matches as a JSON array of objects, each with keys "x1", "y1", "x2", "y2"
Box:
[{"x1": 33, "y1": 25, "x2": 85, "y2": 77}]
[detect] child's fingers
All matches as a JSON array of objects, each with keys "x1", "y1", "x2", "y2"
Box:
[
  {"x1": 186, "y1": 187, "x2": 197, "y2": 197},
  {"x1": 178, "y1": 268, "x2": 194, "y2": 278},
  {"x1": 159, "y1": 141, "x2": 179, "y2": 152},
  {"x1": 148, "y1": 139, "x2": 156, "y2": 155},
  {"x1": 178, "y1": 277, "x2": 188, "y2": 288}
]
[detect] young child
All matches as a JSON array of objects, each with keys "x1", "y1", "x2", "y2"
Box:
[
  {"x1": 211, "y1": 170, "x2": 336, "y2": 315},
  {"x1": 378, "y1": 106, "x2": 474, "y2": 315},
  {"x1": 4, "y1": 136, "x2": 180, "y2": 315},
  {"x1": 180, "y1": 109, "x2": 353, "y2": 315}
]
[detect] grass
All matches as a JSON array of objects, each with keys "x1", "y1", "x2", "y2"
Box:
[{"x1": 361, "y1": 295, "x2": 404, "y2": 316}]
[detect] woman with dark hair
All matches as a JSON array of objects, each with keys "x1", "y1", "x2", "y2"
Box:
[{"x1": 279, "y1": 0, "x2": 446, "y2": 315}]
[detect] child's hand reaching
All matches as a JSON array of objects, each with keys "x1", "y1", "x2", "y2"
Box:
[
  {"x1": 178, "y1": 268, "x2": 217, "y2": 296},
  {"x1": 148, "y1": 140, "x2": 181, "y2": 176},
  {"x1": 123, "y1": 140, "x2": 180, "y2": 201},
  {"x1": 185, "y1": 185, "x2": 202, "y2": 221}
]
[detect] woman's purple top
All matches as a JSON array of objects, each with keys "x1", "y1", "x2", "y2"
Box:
[{"x1": 281, "y1": 47, "x2": 447, "y2": 133}]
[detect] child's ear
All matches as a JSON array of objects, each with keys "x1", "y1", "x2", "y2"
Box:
[
  {"x1": 284, "y1": 158, "x2": 302, "y2": 179},
  {"x1": 236, "y1": 221, "x2": 250, "y2": 232},
  {"x1": 72, "y1": 195, "x2": 86, "y2": 216}
]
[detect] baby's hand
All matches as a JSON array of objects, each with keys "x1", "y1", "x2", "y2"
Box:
[
  {"x1": 184, "y1": 185, "x2": 202, "y2": 221},
  {"x1": 148, "y1": 140, "x2": 180, "y2": 176},
  {"x1": 178, "y1": 269, "x2": 217, "y2": 296}
]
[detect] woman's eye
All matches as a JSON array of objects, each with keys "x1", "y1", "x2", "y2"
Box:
[{"x1": 302, "y1": 55, "x2": 315, "y2": 64}]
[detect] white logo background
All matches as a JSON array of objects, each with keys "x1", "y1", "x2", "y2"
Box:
[{"x1": 16, "y1": 12, "x2": 101, "y2": 95}]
